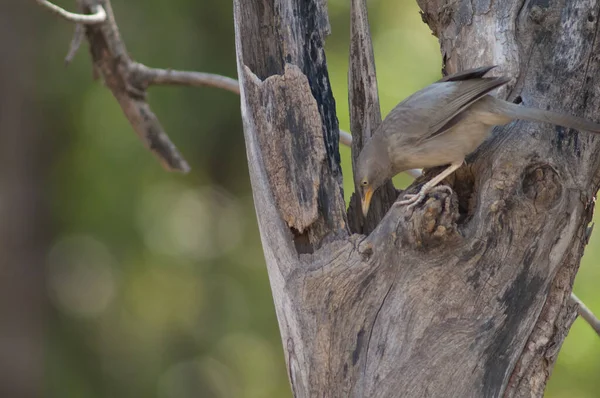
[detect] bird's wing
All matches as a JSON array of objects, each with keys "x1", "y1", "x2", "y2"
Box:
[
  {"x1": 436, "y1": 65, "x2": 497, "y2": 83},
  {"x1": 417, "y1": 77, "x2": 511, "y2": 143}
]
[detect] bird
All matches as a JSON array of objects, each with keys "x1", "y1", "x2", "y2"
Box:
[{"x1": 356, "y1": 65, "x2": 600, "y2": 217}]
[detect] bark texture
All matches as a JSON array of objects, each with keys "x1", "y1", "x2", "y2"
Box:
[
  {"x1": 346, "y1": 0, "x2": 398, "y2": 234},
  {"x1": 234, "y1": 0, "x2": 599, "y2": 397}
]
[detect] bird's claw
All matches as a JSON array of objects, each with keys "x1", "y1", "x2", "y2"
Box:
[
  {"x1": 432, "y1": 185, "x2": 453, "y2": 196},
  {"x1": 395, "y1": 185, "x2": 454, "y2": 211},
  {"x1": 397, "y1": 193, "x2": 425, "y2": 210}
]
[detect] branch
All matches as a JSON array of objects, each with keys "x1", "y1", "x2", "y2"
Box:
[
  {"x1": 339, "y1": 129, "x2": 352, "y2": 147},
  {"x1": 39, "y1": 0, "x2": 417, "y2": 179},
  {"x1": 131, "y1": 63, "x2": 370, "y2": 152},
  {"x1": 36, "y1": 0, "x2": 106, "y2": 24},
  {"x1": 65, "y1": 22, "x2": 85, "y2": 65},
  {"x1": 346, "y1": 0, "x2": 401, "y2": 233},
  {"x1": 39, "y1": 0, "x2": 361, "y2": 173},
  {"x1": 127, "y1": 63, "x2": 372, "y2": 148},
  {"x1": 570, "y1": 293, "x2": 600, "y2": 337},
  {"x1": 38, "y1": 0, "x2": 191, "y2": 172},
  {"x1": 131, "y1": 63, "x2": 241, "y2": 94}
]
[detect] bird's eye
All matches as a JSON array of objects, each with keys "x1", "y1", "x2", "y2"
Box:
[{"x1": 361, "y1": 180, "x2": 368, "y2": 186}]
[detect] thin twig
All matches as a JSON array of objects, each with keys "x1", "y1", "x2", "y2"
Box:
[
  {"x1": 36, "y1": 0, "x2": 106, "y2": 24},
  {"x1": 131, "y1": 63, "x2": 362, "y2": 151},
  {"x1": 132, "y1": 64, "x2": 240, "y2": 94},
  {"x1": 340, "y1": 130, "x2": 352, "y2": 147},
  {"x1": 65, "y1": 23, "x2": 85, "y2": 65},
  {"x1": 39, "y1": 0, "x2": 414, "y2": 177},
  {"x1": 570, "y1": 293, "x2": 600, "y2": 337}
]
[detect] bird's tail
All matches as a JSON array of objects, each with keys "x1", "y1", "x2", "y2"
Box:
[{"x1": 493, "y1": 98, "x2": 600, "y2": 133}]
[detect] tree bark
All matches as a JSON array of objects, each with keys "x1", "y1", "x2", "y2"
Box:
[{"x1": 234, "y1": 0, "x2": 599, "y2": 397}]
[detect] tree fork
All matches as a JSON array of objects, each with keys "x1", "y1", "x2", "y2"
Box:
[{"x1": 234, "y1": 0, "x2": 600, "y2": 397}]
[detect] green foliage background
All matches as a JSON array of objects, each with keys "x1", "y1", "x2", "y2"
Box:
[{"x1": 34, "y1": 0, "x2": 598, "y2": 396}]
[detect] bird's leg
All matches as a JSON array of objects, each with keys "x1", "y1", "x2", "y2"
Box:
[{"x1": 395, "y1": 161, "x2": 463, "y2": 210}]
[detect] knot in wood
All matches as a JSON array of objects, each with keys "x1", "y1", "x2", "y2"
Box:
[
  {"x1": 521, "y1": 164, "x2": 562, "y2": 209},
  {"x1": 401, "y1": 189, "x2": 459, "y2": 249},
  {"x1": 529, "y1": 5, "x2": 545, "y2": 24}
]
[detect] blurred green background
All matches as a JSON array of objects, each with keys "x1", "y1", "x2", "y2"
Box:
[{"x1": 2, "y1": 0, "x2": 597, "y2": 397}]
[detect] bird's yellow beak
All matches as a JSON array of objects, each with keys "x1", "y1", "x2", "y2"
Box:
[{"x1": 361, "y1": 187, "x2": 374, "y2": 217}]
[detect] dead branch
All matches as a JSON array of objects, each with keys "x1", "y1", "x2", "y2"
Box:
[
  {"x1": 570, "y1": 293, "x2": 600, "y2": 337},
  {"x1": 36, "y1": 0, "x2": 106, "y2": 24},
  {"x1": 131, "y1": 63, "x2": 241, "y2": 95},
  {"x1": 36, "y1": 0, "x2": 412, "y2": 178},
  {"x1": 37, "y1": 0, "x2": 191, "y2": 172},
  {"x1": 346, "y1": 0, "x2": 399, "y2": 233}
]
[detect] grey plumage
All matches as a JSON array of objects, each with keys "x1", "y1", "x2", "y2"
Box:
[{"x1": 356, "y1": 66, "x2": 600, "y2": 216}]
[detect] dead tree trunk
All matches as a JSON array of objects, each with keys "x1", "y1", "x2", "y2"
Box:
[{"x1": 234, "y1": 0, "x2": 599, "y2": 397}]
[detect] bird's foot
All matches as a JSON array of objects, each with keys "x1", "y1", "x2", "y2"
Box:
[
  {"x1": 396, "y1": 193, "x2": 424, "y2": 210},
  {"x1": 395, "y1": 184, "x2": 453, "y2": 211}
]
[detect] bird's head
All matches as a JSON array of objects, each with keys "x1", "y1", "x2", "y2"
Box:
[{"x1": 355, "y1": 136, "x2": 391, "y2": 217}]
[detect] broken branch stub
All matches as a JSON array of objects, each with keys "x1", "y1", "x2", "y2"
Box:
[{"x1": 347, "y1": 0, "x2": 398, "y2": 234}]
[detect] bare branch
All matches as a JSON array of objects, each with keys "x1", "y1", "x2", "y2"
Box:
[
  {"x1": 65, "y1": 23, "x2": 85, "y2": 65},
  {"x1": 130, "y1": 63, "x2": 365, "y2": 151},
  {"x1": 42, "y1": 0, "x2": 190, "y2": 172},
  {"x1": 347, "y1": 0, "x2": 398, "y2": 233},
  {"x1": 570, "y1": 293, "x2": 600, "y2": 337},
  {"x1": 42, "y1": 0, "x2": 361, "y2": 173},
  {"x1": 41, "y1": 0, "x2": 410, "y2": 178},
  {"x1": 132, "y1": 63, "x2": 240, "y2": 94},
  {"x1": 339, "y1": 129, "x2": 352, "y2": 147},
  {"x1": 36, "y1": 0, "x2": 106, "y2": 24}
]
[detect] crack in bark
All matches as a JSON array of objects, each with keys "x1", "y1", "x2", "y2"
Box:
[
  {"x1": 362, "y1": 278, "x2": 395, "y2": 379},
  {"x1": 579, "y1": 3, "x2": 600, "y2": 107}
]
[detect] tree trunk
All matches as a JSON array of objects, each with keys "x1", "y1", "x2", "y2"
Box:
[{"x1": 233, "y1": 0, "x2": 599, "y2": 397}]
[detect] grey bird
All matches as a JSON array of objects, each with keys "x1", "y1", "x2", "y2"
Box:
[{"x1": 356, "y1": 66, "x2": 600, "y2": 217}]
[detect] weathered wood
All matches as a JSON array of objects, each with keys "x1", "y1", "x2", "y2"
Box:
[
  {"x1": 347, "y1": 0, "x2": 398, "y2": 234},
  {"x1": 418, "y1": 0, "x2": 600, "y2": 395},
  {"x1": 234, "y1": 0, "x2": 600, "y2": 397},
  {"x1": 234, "y1": 0, "x2": 347, "y2": 255}
]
